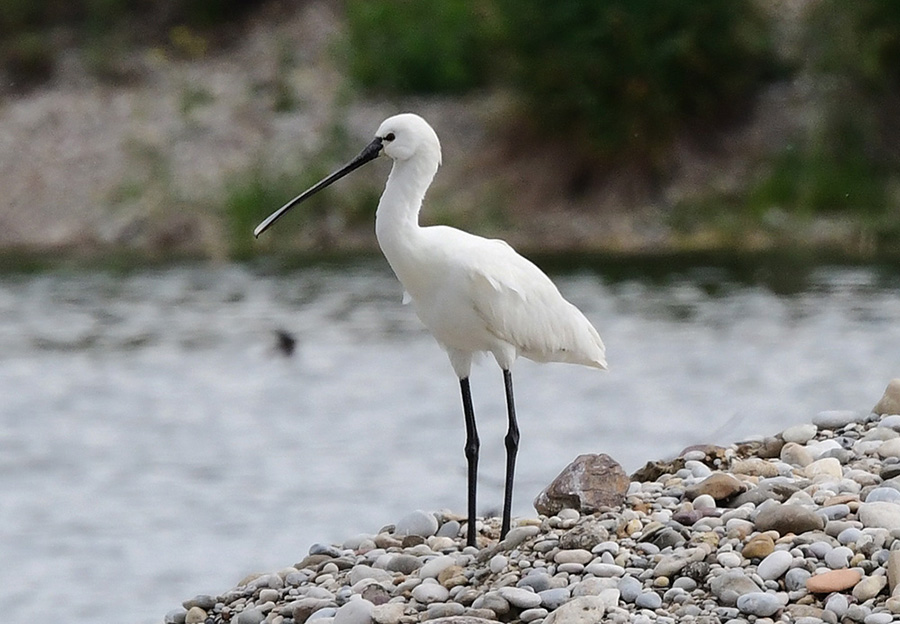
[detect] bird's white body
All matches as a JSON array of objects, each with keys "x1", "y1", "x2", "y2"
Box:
[
  {"x1": 373, "y1": 114, "x2": 606, "y2": 379},
  {"x1": 254, "y1": 112, "x2": 606, "y2": 545}
]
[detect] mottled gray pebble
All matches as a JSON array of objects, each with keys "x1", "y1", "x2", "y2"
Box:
[
  {"x1": 310, "y1": 543, "x2": 343, "y2": 558},
  {"x1": 436, "y1": 520, "x2": 460, "y2": 538},
  {"x1": 736, "y1": 592, "x2": 783, "y2": 617},
  {"x1": 538, "y1": 588, "x2": 571, "y2": 610},
  {"x1": 825, "y1": 592, "x2": 849, "y2": 617},
  {"x1": 866, "y1": 487, "x2": 900, "y2": 503},
  {"x1": 617, "y1": 576, "x2": 642, "y2": 603},
  {"x1": 635, "y1": 592, "x2": 662, "y2": 609},
  {"x1": 386, "y1": 553, "x2": 421, "y2": 574},
  {"x1": 710, "y1": 570, "x2": 762, "y2": 606},
  {"x1": 518, "y1": 572, "x2": 553, "y2": 593},
  {"x1": 237, "y1": 608, "x2": 265, "y2": 624},
  {"x1": 425, "y1": 602, "x2": 465, "y2": 619},
  {"x1": 165, "y1": 609, "x2": 187, "y2": 624},
  {"x1": 499, "y1": 586, "x2": 542, "y2": 609}
]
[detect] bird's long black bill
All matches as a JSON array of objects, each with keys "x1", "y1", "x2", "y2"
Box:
[{"x1": 253, "y1": 136, "x2": 384, "y2": 238}]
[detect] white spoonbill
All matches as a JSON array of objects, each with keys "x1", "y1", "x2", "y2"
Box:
[{"x1": 255, "y1": 113, "x2": 606, "y2": 546}]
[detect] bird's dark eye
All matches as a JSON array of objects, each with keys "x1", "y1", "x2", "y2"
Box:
[{"x1": 384, "y1": 132, "x2": 395, "y2": 142}]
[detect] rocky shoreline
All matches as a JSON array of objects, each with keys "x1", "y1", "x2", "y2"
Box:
[{"x1": 166, "y1": 380, "x2": 900, "y2": 624}]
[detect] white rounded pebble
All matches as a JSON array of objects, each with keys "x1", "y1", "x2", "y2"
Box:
[
  {"x1": 411, "y1": 581, "x2": 449, "y2": 604},
  {"x1": 502, "y1": 525, "x2": 541, "y2": 548},
  {"x1": 499, "y1": 586, "x2": 543, "y2": 609},
  {"x1": 557, "y1": 508, "x2": 581, "y2": 521},
  {"x1": 394, "y1": 510, "x2": 438, "y2": 537},
  {"x1": 334, "y1": 598, "x2": 374, "y2": 624},
  {"x1": 814, "y1": 410, "x2": 864, "y2": 428},
  {"x1": 555, "y1": 549, "x2": 593, "y2": 565},
  {"x1": 757, "y1": 550, "x2": 793, "y2": 581},
  {"x1": 736, "y1": 592, "x2": 783, "y2": 617},
  {"x1": 419, "y1": 555, "x2": 457, "y2": 579},
  {"x1": 586, "y1": 562, "x2": 625, "y2": 577},
  {"x1": 805, "y1": 457, "x2": 843, "y2": 480},
  {"x1": 878, "y1": 438, "x2": 900, "y2": 458},
  {"x1": 490, "y1": 554, "x2": 508, "y2": 574},
  {"x1": 825, "y1": 593, "x2": 849, "y2": 617},
  {"x1": 866, "y1": 487, "x2": 900, "y2": 503},
  {"x1": 824, "y1": 545, "x2": 853, "y2": 569},
  {"x1": 859, "y1": 502, "x2": 900, "y2": 530},
  {"x1": 692, "y1": 494, "x2": 717, "y2": 510},
  {"x1": 716, "y1": 551, "x2": 743, "y2": 568},
  {"x1": 520, "y1": 607, "x2": 549, "y2": 622},
  {"x1": 782, "y1": 423, "x2": 818, "y2": 444}
]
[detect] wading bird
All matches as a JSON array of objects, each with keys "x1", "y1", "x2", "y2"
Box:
[{"x1": 255, "y1": 114, "x2": 606, "y2": 546}]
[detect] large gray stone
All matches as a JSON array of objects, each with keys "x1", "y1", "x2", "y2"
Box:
[{"x1": 534, "y1": 454, "x2": 629, "y2": 515}]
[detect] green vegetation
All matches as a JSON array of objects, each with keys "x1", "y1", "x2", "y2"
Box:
[
  {"x1": 343, "y1": 0, "x2": 499, "y2": 94},
  {"x1": 496, "y1": 1, "x2": 778, "y2": 161},
  {"x1": 3, "y1": 0, "x2": 899, "y2": 257},
  {"x1": 0, "y1": 0, "x2": 264, "y2": 85},
  {"x1": 743, "y1": 1, "x2": 900, "y2": 235}
]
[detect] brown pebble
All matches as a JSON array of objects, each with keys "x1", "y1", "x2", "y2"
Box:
[
  {"x1": 741, "y1": 534, "x2": 775, "y2": 559},
  {"x1": 732, "y1": 458, "x2": 779, "y2": 478},
  {"x1": 684, "y1": 473, "x2": 745, "y2": 501},
  {"x1": 873, "y1": 378, "x2": 900, "y2": 415},
  {"x1": 806, "y1": 568, "x2": 862, "y2": 593}
]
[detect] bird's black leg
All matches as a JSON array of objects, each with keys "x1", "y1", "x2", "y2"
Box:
[
  {"x1": 501, "y1": 369, "x2": 519, "y2": 540},
  {"x1": 460, "y1": 378, "x2": 479, "y2": 547}
]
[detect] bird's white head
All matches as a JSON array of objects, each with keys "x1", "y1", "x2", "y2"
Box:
[
  {"x1": 376, "y1": 113, "x2": 442, "y2": 166},
  {"x1": 253, "y1": 113, "x2": 441, "y2": 237}
]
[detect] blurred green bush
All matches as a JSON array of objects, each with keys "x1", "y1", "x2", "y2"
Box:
[
  {"x1": 0, "y1": 0, "x2": 264, "y2": 86},
  {"x1": 496, "y1": 0, "x2": 778, "y2": 161},
  {"x1": 343, "y1": 0, "x2": 499, "y2": 94},
  {"x1": 749, "y1": 0, "x2": 900, "y2": 221}
]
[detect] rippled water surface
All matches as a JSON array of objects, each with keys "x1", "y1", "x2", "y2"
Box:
[{"x1": 2, "y1": 258, "x2": 899, "y2": 623}]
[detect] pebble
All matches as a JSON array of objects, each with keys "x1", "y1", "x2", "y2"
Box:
[
  {"x1": 852, "y1": 574, "x2": 887, "y2": 602},
  {"x1": 538, "y1": 587, "x2": 571, "y2": 610},
  {"x1": 859, "y1": 502, "x2": 900, "y2": 530},
  {"x1": 394, "y1": 510, "x2": 438, "y2": 538},
  {"x1": 757, "y1": 549, "x2": 793, "y2": 580},
  {"x1": 814, "y1": 410, "x2": 864, "y2": 428},
  {"x1": 167, "y1": 396, "x2": 900, "y2": 624},
  {"x1": 635, "y1": 591, "x2": 662, "y2": 609},
  {"x1": 736, "y1": 591, "x2": 783, "y2": 617},
  {"x1": 419, "y1": 555, "x2": 456, "y2": 579},
  {"x1": 783, "y1": 423, "x2": 818, "y2": 444},
  {"x1": 543, "y1": 591, "x2": 618, "y2": 624},
  {"x1": 807, "y1": 568, "x2": 862, "y2": 593},
  {"x1": 334, "y1": 598, "x2": 374, "y2": 624},
  {"x1": 411, "y1": 581, "x2": 449, "y2": 604},
  {"x1": 755, "y1": 503, "x2": 824, "y2": 535},
  {"x1": 499, "y1": 586, "x2": 542, "y2": 609}
]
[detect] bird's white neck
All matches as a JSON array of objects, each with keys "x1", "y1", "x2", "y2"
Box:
[{"x1": 375, "y1": 155, "x2": 438, "y2": 252}]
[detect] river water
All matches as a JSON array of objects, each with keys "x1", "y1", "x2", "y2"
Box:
[{"x1": 1, "y1": 257, "x2": 898, "y2": 623}]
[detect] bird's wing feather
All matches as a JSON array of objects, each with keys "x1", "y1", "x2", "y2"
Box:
[{"x1": 463, "y1": 238, "x2": 606, "y2": 367}]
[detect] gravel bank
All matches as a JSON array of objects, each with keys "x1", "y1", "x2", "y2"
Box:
[{"x1": 166, "y1": 381, "x2": 900, "y2": 624}]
